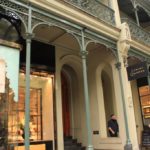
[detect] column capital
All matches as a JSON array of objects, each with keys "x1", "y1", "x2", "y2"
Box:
[
  {"x1": 115, "y1": 62, "x2": 122, "y2": 70},
  {"x1": 133, "y1": 7, "x2": 139, "y2": 11},
  {"x1": 80, "y1": 50, "x2": 88, "y2": 58},
  {"x1": 24, "y1": 32, "x2": 34, "y2": 40}
]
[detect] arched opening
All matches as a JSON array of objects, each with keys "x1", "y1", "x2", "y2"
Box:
[
  {"x1": 86, "y1": 41, "x2": 118, "y2": 138},
  {"x1": 61, "y1": 64, "x2": 81, "y2": 139},
  {"x1": 31, "y1": 24, "x2": 82, "y2": 149},
  {"x1": 101, "y1": 70, "x2": 115, "y2": 136},
  {"x1": 61, "y1": 70, "x2": 71, "y2": 137}
]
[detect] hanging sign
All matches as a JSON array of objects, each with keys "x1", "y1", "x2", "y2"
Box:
[
  {"x1": 0, "y1": 59, "x2": 6, "y2": 93},
  {"x1": 127, "y1": 62, "x2": 148, "y2": 81}
]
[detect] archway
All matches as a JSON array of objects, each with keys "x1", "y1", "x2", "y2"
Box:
[
  {"x1": 86, "y1": 42, "x2": 118, "y2": 138},
  {"x1": 31, "y1": 23, "x2": 82, "y2": 149},
  {"x1": 61, "y1": 70, "x2": 71, "y2": 137},
  {"x1": 61, "y1": 64, "x2": 81, "y2": 138},
  {"x1": 101, "y1": 69, "x2": 115, "y2": 136}
]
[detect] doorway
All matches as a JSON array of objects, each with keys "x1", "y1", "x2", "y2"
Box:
[{"x1": 61, "y1": 71, "x2": 71, "y2": 137}]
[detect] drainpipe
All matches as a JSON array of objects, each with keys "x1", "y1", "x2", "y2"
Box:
[
  {"x1": 81, "y1": 29, "x2": 93, "y2": 150},
  {"x1": 25, "y1": 5, "x2": 32, "y2": 150}
]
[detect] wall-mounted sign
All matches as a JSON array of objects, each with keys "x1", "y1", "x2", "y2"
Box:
[
  {"x1": 127, "y1": 62, "x2": 148, "y2": 81},
  {"x1": 0, "y1": 59, "x2": 6, "y2": 93}
]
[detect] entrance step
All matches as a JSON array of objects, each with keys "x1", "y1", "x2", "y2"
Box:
[{"x1": 64, "y1": 136, "x2": 85, "y2": 150}]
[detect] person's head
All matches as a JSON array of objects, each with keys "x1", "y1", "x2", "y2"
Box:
[{"x1": 110, "y1": 114, "x2": 117, "y2": 120}]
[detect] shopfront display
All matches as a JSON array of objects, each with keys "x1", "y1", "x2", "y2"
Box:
[
  {"x1": 139, "y1": 85, "x2": 150, "y2": 125},
  {"x1": 6, "y1": 87, "x2": 42, "y2": 143},
  {"x1": 17, "y1": 87, "x2": 42, "y2": 141},
  {"x1": 0, "y1": 74, "x2": 54, "y2": 150}
]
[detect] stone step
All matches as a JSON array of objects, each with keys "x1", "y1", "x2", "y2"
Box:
[{"x1": 64, "y1": 136, "x2": 85, "y2": 150}]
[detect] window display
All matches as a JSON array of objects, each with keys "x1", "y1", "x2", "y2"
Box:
[
  {"x1": 17, "y1": 87, "x2": 42, "y2": 141},
  {"x1": 0, "y1": 74, "x2": 53, "y2": 150},
  {"x1": 139, "y1": 86, "x2": 150, "y2": 124},
  {"x1": 0, "y1": 78, "x2": 18, "y2": 149},
  {"x1": 6, "y1": 86, "x2": 42, "y2": 143}
]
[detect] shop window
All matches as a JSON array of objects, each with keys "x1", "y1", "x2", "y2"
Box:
[
  {"x1": 139, "y1": 86, "x2": 150, "y2": 125},
  {"x1": 17, "y1": 87, "x2": 42, "y2": 141},
  {"x1": 0, "y1": 78, "x2": 19, "y2": 148},
  {"x1": 6, "y1": 87, "x2": 42, "y2": 143}
]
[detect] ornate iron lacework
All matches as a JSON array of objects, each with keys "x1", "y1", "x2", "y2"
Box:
[
  {"x1": 62, "y1": 0, "x2": 115, "y2": 25},
  {"x1": 0, "y1": 0, "x2": 28, "y2": 28},
  {"x1": 31, "y1": 10, "x2": 81, "y2": 35},
  {"x1": 129, "y1": 49, "x2": 150, "y2": 63},
  {"x1": 1, "y1": 0, "x2": 117, "y2": 52},
  {"x1": 122, "y1": 18, "x2": 150, "y2": 46},
  {"x1": 0, "y1": 0, "x2": 28, "y2": 14},
  {"x1": 84, "y1": 31, "x2": 117, "y2": 51}
]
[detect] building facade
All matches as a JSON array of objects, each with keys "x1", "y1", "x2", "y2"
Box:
[{"x1": 0, "y1": 0, "x2": 150, "y2": 150}]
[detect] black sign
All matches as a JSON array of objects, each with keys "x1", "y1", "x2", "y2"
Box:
[
  {"x1": 127, "y1": 62, "x2": 148, "y2": 81},
  {"x1": 93, "y1": 131, "x2": 99, "y2": 135},
  {"x1": 141, "y1": 131, "x2": 150, "y2": 147}
]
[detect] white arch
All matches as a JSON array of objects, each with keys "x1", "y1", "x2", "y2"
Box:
[
  {"x1": 95, "y1": 60, "x2": 117, "y2": 138},
  {"x1": 95, "y1": 62, "x2": 107, "y2": 138},
  {"x1": 60, "y1": 54, "x2": 82, "y2": 74}
]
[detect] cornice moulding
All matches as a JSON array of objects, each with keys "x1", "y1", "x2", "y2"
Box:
[{"x1": 130, "y1": 40, "x2": 150, "y2": 56}]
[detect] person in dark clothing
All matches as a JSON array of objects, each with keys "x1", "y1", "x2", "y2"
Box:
[{"x1": 108, "y1": 114, "x2": 119, "y2": 137}]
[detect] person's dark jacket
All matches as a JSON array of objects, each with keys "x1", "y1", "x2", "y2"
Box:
[{"x1": 108, "y1": 119, "x2": 119, "y2": 137}]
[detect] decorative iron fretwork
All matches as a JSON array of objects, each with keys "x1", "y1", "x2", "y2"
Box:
[
  {"x1": 129, "y1": 47, "x2": 150, "y2": 64},
  {"x1": 0, "y1": 8, "x2": 22, "y2": 41},
  {"x1": 84, "y1": 31, "x2": 117, "y2": 51},
  {"x1": 32, "y1": 10, "x2": 81, "y2": 35},
  {"x1": 62, "y1": 0, "x2": 115, "y2": 25},
  {"x1": 0, "y1": 0, "x2": 28, "y2": 14},
  {"x1": 0, "y1": 0, "x2": 29, "y2": 29},
  {"x1": 1, "y1": 0, "x2": 117, "y2": 54},
  {"x1": 122, "y1": 18, "x2": 150, "y2": 47}
]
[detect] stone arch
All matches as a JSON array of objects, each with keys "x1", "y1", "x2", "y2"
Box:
[
  {"x1": 60, "y1": 54, "x2": 82, "y2": 72},
  {"x1": 60, "y1": 57, "x2": 84, "y2": 141},
  {"x1": 83, "y1": 41, "x2": 118, "y2": 138},
  {"x1": 101, "y1": 66, "x2": 116, "y2": 136}
]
